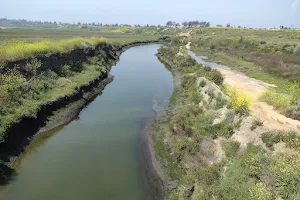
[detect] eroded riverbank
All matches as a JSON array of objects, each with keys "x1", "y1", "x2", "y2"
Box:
[
  {"x1": 0, "y1": 39, "x2": 169, "y2": 179},
  {"x1": 0, "y1": 44, "x2": 173, "y2": 200}
]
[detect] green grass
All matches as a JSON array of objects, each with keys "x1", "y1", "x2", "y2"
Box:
[
  {"x1": 0, "y1": 28, "x2": 160, "y2": 61},
  {"x1": 0, "y1": 28, "x2": 160, "y2": 43}
]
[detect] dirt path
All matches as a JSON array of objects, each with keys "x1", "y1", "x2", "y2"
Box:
[{"x1": 217, "y1": 68, "x2": 300, "y2": 132}]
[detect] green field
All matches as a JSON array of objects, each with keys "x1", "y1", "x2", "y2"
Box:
[{"x1": 0, "y1": 28, "x2": 160, "y2": 43}]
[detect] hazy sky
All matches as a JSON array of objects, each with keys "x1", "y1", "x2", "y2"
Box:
[{"x1": 1, "y1": 0, "x2": 300, "y2": 28}]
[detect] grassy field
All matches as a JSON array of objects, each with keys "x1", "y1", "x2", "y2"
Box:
[
  {"x1": 0, "y1": 28, "x2": 161, "y2": 61},
  {"x1": 0, "y1": 28, "x2": 160, "y2": 43},
  {"x1": 189, "y1": 27, "x2": 300, "y2": 120}
]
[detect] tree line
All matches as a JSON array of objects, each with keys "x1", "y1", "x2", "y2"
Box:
[{"x1": 166, "y1": 21, "x2": 210, "y2": 28}]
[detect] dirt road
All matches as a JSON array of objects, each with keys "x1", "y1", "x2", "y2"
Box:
[{"x1": 218, "y1": 68, "x2": 300, "y2": 132}]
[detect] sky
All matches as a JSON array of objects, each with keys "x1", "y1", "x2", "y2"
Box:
[{"x1": 0, "y1": 0, "x2": 300, "y2": 28}]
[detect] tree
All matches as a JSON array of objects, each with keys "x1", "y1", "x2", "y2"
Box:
[
  {"x1": 226, "y1": 23, "x2": 231, "y2": 28},
  {"x1": 182, "y1": 21, "x2": 188, "y2": 28},
  {"x1": 166, "y1": 21, "x2": 175, "y2": 27}
]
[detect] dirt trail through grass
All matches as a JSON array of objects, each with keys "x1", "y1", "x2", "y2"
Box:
[
  {"x1": 218, "y1": 68, "x2": 300, "y2": 132},
  {"x1": 186, "y1": 42, "x2": 300, "y2": 132}
]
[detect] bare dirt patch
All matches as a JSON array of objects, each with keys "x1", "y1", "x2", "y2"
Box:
[{"x1": 217, "y1": 68, "x2": 300, "y2": 132}]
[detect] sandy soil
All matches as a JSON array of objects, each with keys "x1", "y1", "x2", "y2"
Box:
[
  {"x1": 185, "y1": 42, "x2": 191, "y2": 50},
  {"x1": 217, "y1": 68, "x2": 300, "y2": 132}
]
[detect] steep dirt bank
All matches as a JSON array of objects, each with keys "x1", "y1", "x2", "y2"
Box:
[{"x1": 0, "y1": 38, "x2": 170, "y2": 184}]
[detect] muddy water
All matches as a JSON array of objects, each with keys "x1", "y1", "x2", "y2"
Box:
[
  {"x1": 188, "y1": 50, "x2": 231, "y2": 70},
  {"x1": 0, "y1": 44, "x2": 173, "y2": 200}
]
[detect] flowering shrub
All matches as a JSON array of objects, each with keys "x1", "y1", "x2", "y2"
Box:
[
  {"x1": 225, "y1": 86, "x2": 252, "y2": 114},
  {"x1": 249, "y1": 182, "x2": 272, "y2": 200}
]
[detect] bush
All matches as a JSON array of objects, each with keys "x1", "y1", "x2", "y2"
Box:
[
  {"x1": 0, "y1": 69, "x2": 26, "y2": 102},
  {"x1": 226, "y1": 86, "x2": 252, "y2": 114},
  {"x1": 199, "y1": 80, "x2": 206, "y2": 87},
  {"x1": 261, "y1": 131, "x2": 300, "y2": 151},
  {"x1": 215, "y1": 93, "x2": 228, "y2": 109},
  {"x1": 58, "y1": 65, "x2": 72, "y2": 77},
  {"x1": 223, "y1": 140, "x2": 240, "y2": 157},
  {"x1": 57, "y1": 77, "x2": 72, "y2": 87},
  {"x1": 250, "y1": 119, "x2": 263, "y2": 131},
  {"x1": 293, "y1": 45, "x2": 300, "y2": 55},
  {"x1": 25, "y1": 58, "x2": 41, "y2": 76},
  {"x1": 261, "y1": 132, "x2": 281, "y2": 148},
  {"x1": 217, "y1": 159, "x2": 256, "y2": 200},
  {"x1": 207, "y1": 69, "x2": 224, "y2": 85},
  {"x1": 249, "y1": 182, "x2": 272, "y2": 200},
  {"x1": 70, "y1": 62, "x2": 84, "y2": 72}
]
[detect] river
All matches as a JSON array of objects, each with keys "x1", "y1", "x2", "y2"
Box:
[{"x1": 0, "y1": 44, "x2": 173, "y2": 200}]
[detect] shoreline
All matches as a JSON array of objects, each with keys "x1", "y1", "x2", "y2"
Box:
[{"x1": 141, "y1": 51, "x2": 182, "y2": 200}]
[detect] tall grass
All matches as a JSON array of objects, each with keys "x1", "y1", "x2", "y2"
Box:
[
  {"x1": 0, "y1": 37, "x2": 107, "y2": 61},
  {"x1": 260, "y1": 89, "x2": 292, "y2": 109}
]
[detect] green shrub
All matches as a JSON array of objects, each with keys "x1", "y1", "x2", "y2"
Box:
[
  {"x1": 0, "y1": 62, "x2": 6, "y2": 70},
  {"x1": 207, "y1": 69, "x2": 224, "y2": 85},
  {"x1": 190, "y1": 90, "x2": 202, "y2": 104},
  {"x1": 25, "y1": 58, "x2": 41, "y2": 76},
  {"x1": 269, "y1": 154, "x2": 300, "y2": 198},
  {"x1": 250, "y1": 119, "x2": 263, "y2": 131},
  {"x1": 226, "y1": 86, "x2": 252, "y2": 114},
  {"x1": 196, "y1": 164, "x2": 222, "y2": 185},
  {"x1": 0, "y1": 69, "x2": 26, "y2": 102},
  {"x1": 215, "y1": 93, "x2": 228, "y2": 109},
  {"x1": 88, "y1": 56, "x2": 102, "y2": 65},
  {"x1": 261, "y1": 132, "x2": 281, "y2": 148},
  {"x1": 243, "y1": 151, "x2": 265, "y2": 177},
  {"x1": 205, "y1": 122, "x2": 234, "y2": 139},
  {"x1": 59, "y1": 65, "x2": 72, "y2": 77},
  {"x1": 217, "y1": 159, "x2": 256, "y2": 200},
  {"x1": 249, "y1": 182, "x2": 272, "y2": 200},
  {"x1": 224, "y1": 140, "x2": 240, "y2": 157},
  {"x1": 183, "y1": 66, "x2": 197, "y2": 73},
  {"x1": 57, "y1": 77, "x2": 72, "y2": 87},
  {"x1": 199, "y1": 80, "x2": 206, "y2": 87}
]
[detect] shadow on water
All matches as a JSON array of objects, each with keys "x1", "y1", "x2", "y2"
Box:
[{"x1": 0, "y1": 164, "x2": 16, "y2": 186}]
